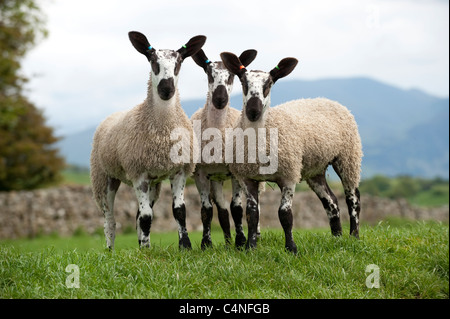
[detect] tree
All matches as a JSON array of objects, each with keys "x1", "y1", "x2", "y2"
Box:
[{"x1": 1, "y1": 0, "x2": 65, "y2": 191}]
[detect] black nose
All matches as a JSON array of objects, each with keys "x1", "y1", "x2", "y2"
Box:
[
  {"x1": 212, "y1": 85, "x2": 228, "y2": 109},
  {"x1": 157, "y1": 78, "x2": 175, "y2": 101},
  {"x1": 245, "y1": 96, "x2": 263, "y2": 122}
]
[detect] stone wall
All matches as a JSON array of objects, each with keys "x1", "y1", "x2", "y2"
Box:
[{"x1": 0, "y1": 184, "x2": 448, "y2": 239}]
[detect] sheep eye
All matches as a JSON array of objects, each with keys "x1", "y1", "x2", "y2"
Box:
[
  {"x1": 263, "y1": 79, "x2": 272, "y2": 98},
  {"x1": 207, "y1": 68, "x2": 214, "y2": 84},
  {"x1": 242, "y1": 81, "x2": 248, "y2": 96},
  {"x1": 150, "y1": 59, "x2": 160, "y2": 75},
  {"x1": 226, "y1": 74, "x2": 234, "y2": 85},
  {"x1": 174, "y1": 57, "x2": 182, "y2": 76},
  {"x1": 240, "y1": 75, "x2": 248, "y2": 96}
]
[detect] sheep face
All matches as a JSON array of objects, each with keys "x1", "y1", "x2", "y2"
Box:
[
  {"x1": 207, "y1": 62, "x2": 234, "y2": 109},
  {"x1": 192, "y1": 49, "x2": 257, "y2": 110},
  {"x1": 241, "y1": 71, "x2": 273, "y2": 122},
  {"x1": 149, "y1": 49, "x2": 183, "y2": 101},
  {"x1": 220, "y1": 52, "x2": 298, "y2": 123},
  {"x1": 128, "y1": 31, "x2": 206, "y2": 102}
]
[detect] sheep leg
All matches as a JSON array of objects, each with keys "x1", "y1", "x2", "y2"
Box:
[
  {"x1": 230, "y1": 178, "x2": 246, "y2": 248},
  {"x1": 194, "y1": 169, "x2": 213, "y2": 249},
  {"x1": 344, "y1": 188, "x2": 361, "y2": 238},
  {"x1": 244, "y1": 179, "x2": 260, "y2": 250},
  {"x1": 307, "y1": 174, "x2": 343, "y2": 236},
  {"x1": 134, "y1": 177, "x2": 160, "y2": 248},
  {"x1": 170, "y1": 170, "x2": 192, "y2": 249},
  {"x1": 211, "y1": 181, "x2": 232, "y2": 245},
  {"x1": 101, "y1": 177, "x2": 121, "y2": 250},
  {"x1": 277, "y1": 183, "x2": 297, "y2": 254},
  {"x1": 331, "y1": 161, "x2": 361, "y2": 238}
]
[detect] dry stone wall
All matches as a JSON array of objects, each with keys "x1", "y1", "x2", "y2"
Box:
[{"x1": 0, "y1": 184, "x2": 448, "y2": 239}]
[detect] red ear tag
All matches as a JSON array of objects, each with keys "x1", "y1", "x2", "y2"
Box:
[{"x1": 239, "y1": 65, "x2": 245, "y2": 70}]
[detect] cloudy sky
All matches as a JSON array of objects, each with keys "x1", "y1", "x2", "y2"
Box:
[{"x1": 22, "y1": 0, "x2": 449, "y2": 136}]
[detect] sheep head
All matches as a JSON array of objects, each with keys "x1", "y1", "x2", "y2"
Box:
[
  {"x1": 192, "y1": 49, "x2": 257, "y2": 110},
  {"x1": 129, "y1": 31, "x2": 206, "y2": 101},
  {"x1": 221, "y1": 52, "x2": 298, "y2": 122}
]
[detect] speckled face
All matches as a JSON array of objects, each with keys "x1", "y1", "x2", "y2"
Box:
[
  {"x1": 241, "y1": 70, "x2": 273, "y2": 122},
  {"x1": 149, "y1": 49, "x2": 183, "y2": 101},
  {"x1": 206, "y1": 61, "x2": 234, "y2": 109}
]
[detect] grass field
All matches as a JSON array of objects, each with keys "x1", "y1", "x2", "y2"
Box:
[{"x1": 0, "y1": 219, "x2": 448, "y2": 299}]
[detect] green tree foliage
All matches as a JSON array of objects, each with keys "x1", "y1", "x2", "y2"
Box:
[{"x1": 1, "y1": 0, "x2": 65, "y2": 190}]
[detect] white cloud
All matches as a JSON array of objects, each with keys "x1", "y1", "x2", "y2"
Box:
[{"x1": 21, "y1": 0, "x2": 449, "y2": 135}]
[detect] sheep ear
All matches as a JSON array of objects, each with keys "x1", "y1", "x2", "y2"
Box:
[
  {"x1": 239, "y1": 49, "x2": 257, "y2": 68},
  {"x1": 191, "y1": 49, "x2": 210, "y2": 72},
  {"x1": 270, "y1": 58, "x2": 298, "y2": 83},
  {"x1": 220, "y1": 52, "x2": 246, "y2": 78},
  {"x1": 177, "y1": 35, "x2": 207, "y2": 60},
  {"x1": 128, "y1": 31, "x2": 154, "y2": 59}
]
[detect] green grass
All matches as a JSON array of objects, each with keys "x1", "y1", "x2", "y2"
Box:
[
  {"x1": 61, "y1": 168, "x2": 91, "y2": 185},
  {"x1": 1, "y1": 220, "x2": 448, "y2": 299}
]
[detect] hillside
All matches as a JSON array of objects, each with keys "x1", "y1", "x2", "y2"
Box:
[{"x1": 58, "y1": 77, "x2": 449, "y2": 179}]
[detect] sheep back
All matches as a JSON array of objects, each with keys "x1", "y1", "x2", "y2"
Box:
[{"x1": 229, "y1": 98, "x2": 362, "y2": 187}]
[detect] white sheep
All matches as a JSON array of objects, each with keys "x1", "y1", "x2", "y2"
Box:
[
  {"x1": 190, "y1": 48, "x2": 257, "y2": 249},
  {"x1": 220, "y1": 52, "x2": 363, "y2": 253},
  {"x1": 90, "y1": 31, "x2": 206, "y2": 250}
]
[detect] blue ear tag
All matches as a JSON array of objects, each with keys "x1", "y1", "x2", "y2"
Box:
[
  {"x1": 205, "y1": 59, "x2": 211, "y2": 64},
  {"x1": 148, "y1": 45, "x2": 153, "y2": 50}
]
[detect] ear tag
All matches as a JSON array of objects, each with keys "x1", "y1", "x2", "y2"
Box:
[
  {"x1": 239, "y1": 65, "x2": 245, "y2": 70},
  {"x1": 148, "y1": 45, "x2": 153, "y2": 50},
  {"x1": 275, "y1": 65, "x2": 280, "y2": 70},
  {"x1": 205, "y1": 59, "x2": 211, "y2": 64}
]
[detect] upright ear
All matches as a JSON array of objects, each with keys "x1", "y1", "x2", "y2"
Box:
[
  {"x1": 128, "y1": 31, "x2": 154, "y2": 59},
  {"x1": 191, "y1": 49, "x2": 210, "y2": 72},
  {"x1": 239, "y1": 49, "x2": 257, "y2": 68},
  {"x1": 220, "y1": 52, "x2": 246, "y2": 78},
  {"x1": 177, "y1": 35, "x2": 207, "y2": 60},
  {"x1": 269, "y1": 58, "x2": 298, "y2": 83}
]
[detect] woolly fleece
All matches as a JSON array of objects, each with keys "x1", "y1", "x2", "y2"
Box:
[{"x1": 229, "y1": 97, "x2": 363, "y2": 188}]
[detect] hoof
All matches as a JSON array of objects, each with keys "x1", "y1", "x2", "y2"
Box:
[
  {"x1": 350, "y1": 230, "x2": 360, "y2": 239},
  {"x1": 139, "y1": 239, "x2": 150, "y2": 249},
  {"x1": 179, "y1": 235, "x2": 192, "y2": 250},
  {"x1": 285, "y1": 242, "x2": 298, "y2": 254},
  {"x1": 235, "y1": 233, "x2": 247, "y2": 249},
  {"x1": 245, "y1": 238, "x2": 257, "y2": 251},
  {"x1": 201, "y1": 237, "x2": 213, "y2": 250}
]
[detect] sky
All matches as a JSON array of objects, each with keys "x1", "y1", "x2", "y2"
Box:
[{"x1": 21, "y1": 0, "x2": 449, "y2": 136}]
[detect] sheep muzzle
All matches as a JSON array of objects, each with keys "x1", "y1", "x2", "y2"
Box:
[
  {"x1": 157, "y1": 78, "x2": 175, "y2": 101},
  {"x1": 212, "y1": 85, "x2": 229, "y2": 109},
  {"x1": 245, "y1": 96, "x2": 263, "y2": 122}
]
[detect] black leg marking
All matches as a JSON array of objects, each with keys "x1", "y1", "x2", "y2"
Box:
[
  {"x1": 139, "y1": 215, "x2": 152, "y2": 237},
  {"x1": 211, "y1": 181, "x2": 232, "y2": 246},
  {"x1": 277, "y1": 183, "x2": 298, "y2": 254},
  {"x1": 173, "y1": 203, "x2": 192, "y2": 249},
  {"x1": 217, "y1": 207, "x2": 232, "y2": 245},
  {"x1": 308, "y1": 175, "x2": 343, "y2": 237},
  {"x1": 278, "y1": 206, "x2": 297, "y2": 254},
  {"x1": 231, "y1": 201, "x2": 246, "y2": 248},
  {"x1": 245, "y1": 179, "x2": 260, "y2": 250},
  {"x1": 201, "y1": 206, "x2": 213, "y2": 249},
  {"x1": 345, "y1": 187, "x2": 361, "y2": 238}
]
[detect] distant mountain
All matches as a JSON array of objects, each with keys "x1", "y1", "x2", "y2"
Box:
[{"x1": 58, "y1": 77, "x2": 449, "y2": 179}]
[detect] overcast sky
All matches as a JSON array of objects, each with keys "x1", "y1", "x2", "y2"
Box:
[{"x1": 22, "y1": 0, "x2": 449, "y2": 136}]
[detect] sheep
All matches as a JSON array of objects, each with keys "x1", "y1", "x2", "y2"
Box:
[
  {"x1": 90, "y1": 31, "x2": 206, "y2": 250},
  {"x1": 190, "y1": 48, "x2": 257, "y2": 249},
  {"x1": 220, "y1": 52, "x2": 363, "y2": 253}
]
